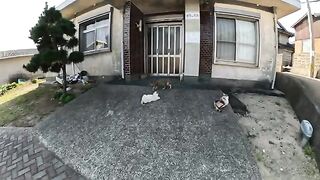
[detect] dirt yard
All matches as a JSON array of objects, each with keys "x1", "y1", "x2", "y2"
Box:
[
  {"x1": 236, "y1": 93, "x2": 320, "y2": 180},
  {"x1": 0, "y1": 81, "x2": 94, "y2": 127}
]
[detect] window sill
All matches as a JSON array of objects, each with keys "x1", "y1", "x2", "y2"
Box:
[
  {"x1": 83, "y1": 49, "x2": 111, "y2": 56},
  {"x1": 214, "y1": 60, "x2": 258, "y2": 68}
]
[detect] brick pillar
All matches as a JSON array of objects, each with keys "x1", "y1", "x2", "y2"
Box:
[
  {"x1": 123, "y1": 1, "x2": 144, "y2": 79},
  {"x1": 199, "y1": 2, "x2": 214, "y2": 76}
]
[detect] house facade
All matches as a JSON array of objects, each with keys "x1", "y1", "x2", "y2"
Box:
[
  {"x1": 0, "y1": 49, "x2": 43, "y2": 84},
  {"x1": 277, "y1": 22, "x2": 294, "y2": 70},
  {"x1": 58, "y1": 0, "x2": 300, "y2": 87},
  {"x1": 291, "y1": 13, "x2": 320, "y2": 77}
]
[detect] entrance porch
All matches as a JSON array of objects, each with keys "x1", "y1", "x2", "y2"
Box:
[{"x1": 121, "y1": 0, "x2": 207, "y2": 80}]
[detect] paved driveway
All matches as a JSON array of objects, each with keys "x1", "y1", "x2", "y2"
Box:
[
  {"x1": 36, "y1": 85, "x2": 260, "y2": 179},
  {"x1": 0, "y1": 128, "x2": 85, "y2": 180}
]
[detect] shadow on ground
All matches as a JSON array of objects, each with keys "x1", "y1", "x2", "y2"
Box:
[{"x1": 35, "y1": 84, "x2": 260, "y2": 179}]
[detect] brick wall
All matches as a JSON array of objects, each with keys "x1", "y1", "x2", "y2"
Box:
[
  {"x1": 199, "y1": 3, "x2": 214, "y2": 75},
  {"x1": 123, "y1": 1, "x2": 144, "y2": 77}
]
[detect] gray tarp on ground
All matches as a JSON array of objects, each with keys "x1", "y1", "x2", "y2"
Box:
[{"x1": 35, "y1": 84, "x2": 260, "y2": 180}]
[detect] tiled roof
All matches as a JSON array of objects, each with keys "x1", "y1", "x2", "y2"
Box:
[{"x1": 0, "y1": 49, "x2": 37, "y2": 59}]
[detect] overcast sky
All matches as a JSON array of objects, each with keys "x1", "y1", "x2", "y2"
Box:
[
  {"x1": 0, "y1": 0, "x2": 319, "y2": 51},
  {"x1": 0, "y1": 0, "x2": 65, "y2": 51}
]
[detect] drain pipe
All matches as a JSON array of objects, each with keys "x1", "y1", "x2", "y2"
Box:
[
  {"x1": 271, "y1": 7, "x2": 278, "y2": 89},
  {"x1": 121, "y1": 8, "x2": 125, "y2": 79}
]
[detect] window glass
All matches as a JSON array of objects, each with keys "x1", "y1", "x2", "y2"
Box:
[
  {"x1": 85, "y1": 31, "x2": 95, "y2": 51},
  {"x1": 236, "y1": 20, "x2": 257, "y2": 64},
  {"x1": 303, "y1": 39, "x2": 311, "y2": 53},
  {"x1": 96, "y1": 27, "x2": 108, "y2": 49},
  {"x1": 80, "y1": 14, "x2": 111, "y2": 52},
  {"x1": 217, "y1": 18, "x2": 236, "y2": 60},
  {"x1": 216, "y1": 17, "x2": 258, "y2": 65}
]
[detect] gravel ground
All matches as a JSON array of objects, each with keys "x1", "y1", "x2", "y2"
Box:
[
  {"x1": 236, "y1": 93, "x2": 320, "y2": 180},
  {"x1": 35, "y1": 85, "x2": 260, "y2": 180}
]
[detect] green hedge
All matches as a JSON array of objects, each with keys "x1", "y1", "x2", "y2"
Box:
[{"x1": 0, "y1": 83, "x2": 18, "y2": 96}]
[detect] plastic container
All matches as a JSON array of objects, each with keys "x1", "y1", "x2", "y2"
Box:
[{"x1": 300, "y1": 120, "x2": 313, "y2": 147}]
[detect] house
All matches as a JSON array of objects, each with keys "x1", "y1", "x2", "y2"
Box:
[
  {"x1": 57, "y1": 0, "x2": 300, "y2": 88},
  {"x1": 291, "y1": 12, "x2": 320, "y2": 77},
  {"x1": 277, "y1": 22, "x2": 294, "y2": 72},
  {"x1": 0, "y1": 49, "x2": 43, "y2": 84}
]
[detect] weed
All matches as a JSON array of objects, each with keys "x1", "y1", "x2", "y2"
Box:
[
  {"x1": 256, "y1": 152, "x2": 264, "y2": 162},
  {"x1": 59, "y1": 93, "x2": 76, "y2": 104},
  {"x1": 304, "y1": 145, "x2": 316, "y2": 159}
]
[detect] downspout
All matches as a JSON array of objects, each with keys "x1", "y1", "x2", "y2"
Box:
[
  {"x1": 306, "y1": 0, "x2": 315, "y2": 77},
  {"x1": 271, "y1": 7, "x2": 278, "y2": 89},
  {"x1": 121, "y1": 8, "x2": 125, "y2": 79}
]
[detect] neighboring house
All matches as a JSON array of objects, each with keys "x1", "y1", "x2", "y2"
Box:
[
  {"x1": 291, "y1": 12, "x2": 320, "y2": 77},
  {"x1": 0, "y1": 49, "x2": 43, "y2": 84},
  {"x1": 57, "y1": 0, "x2": 300, "y2": 87},
  {"x1": 277, "y1": 22, "x2": 294, "y2": 71}
]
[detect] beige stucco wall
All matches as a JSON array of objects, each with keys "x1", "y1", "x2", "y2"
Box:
[
  {"x1": 184, "y1": 0, "x2": 200, "y2": 77},
  {"x1": 0, "y1": 56, "x2": 44, "y2": 84},
  {"x1": 211, "y1": 3, "x2": 276, "y2": 82},
  {"x1": 64, "y1": 5, "x2": 123, "y2": 77}
]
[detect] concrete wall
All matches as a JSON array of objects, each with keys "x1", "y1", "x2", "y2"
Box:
[
  {"x1": 211, "y1": 3, "x2": 276, "y2": 83},
  {"x1": 275, "y1": 72, "x2": 320, "y2": 169},
  {"x1": 0, "y1": 56, "x2": 44, "y2": 84},
  {"x1": 66, "y1": 5, "x2": 123, "y2": 77},
  {"x1": 184, "y1": 0, "x2": 201, "y2": 77}
]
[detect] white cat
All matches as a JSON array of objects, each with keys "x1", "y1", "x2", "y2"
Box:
[{"x1": 141, "y1": 91, "x2": 160, "y2": 104}]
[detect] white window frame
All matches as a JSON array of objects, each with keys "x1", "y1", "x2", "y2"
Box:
[
  {"x1": 302, "y1": 39, "x2": 311, "y2": 53},
  {"x1": 79, "y1": 12, "x2": 112, "y2": 55},
  {"x1": 214, "y1": 13, "x2": 260, "y2": 67}
]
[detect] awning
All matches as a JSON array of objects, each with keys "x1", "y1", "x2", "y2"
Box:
[
  {"x1": 57, "y1": 0, "x2": 108, "y2": 19},
  {"x1": 58, "y1": 0, "x2": 300, "y2": 19},
  {"x1": 237, "y1": 0, "x2": 300, "y2": 18}
]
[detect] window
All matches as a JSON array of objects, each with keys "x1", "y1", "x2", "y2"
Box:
[
  {"x1": 303, "y1": 39, "x2": 311, "y2": 53},
  {"x1": 216, "y1": 16, "x2": 259, "y2": 65},
  {"x1": 79, "y1": 13, "x2": 111, "y2": 53}
]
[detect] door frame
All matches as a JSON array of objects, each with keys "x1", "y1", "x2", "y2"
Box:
[{"x1": 144, "y1": 16, "x2": 185, "y2": 77}]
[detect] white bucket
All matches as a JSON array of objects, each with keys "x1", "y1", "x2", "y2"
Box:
[{"x1": 300, "y1": 120, "x2": 313, "y2": 147}]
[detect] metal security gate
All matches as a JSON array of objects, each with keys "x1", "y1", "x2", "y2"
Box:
[{"x1": 146, "y1": 23, "x2": 183, "y2": 76}]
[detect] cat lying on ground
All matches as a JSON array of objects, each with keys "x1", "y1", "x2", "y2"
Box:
[{"x1": 151, "y1": 79, "x2": 172, "y2": 91}]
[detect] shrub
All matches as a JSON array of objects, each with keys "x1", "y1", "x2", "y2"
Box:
[
  {"x1": 8, "y1": 73, "x2": 29, "y2": 83},
  {"x1": 53, "y1": 91, "x2": 64, "y2": 100},
  {"x1": 54, "y1": 91, "x2": 75, "y2": 104},
  {"x1": 0, "y1": 82, "x2": 19, "y2": 96},
  {"x1": 59, "y1": 93, "x2": 75, "y2": 104},
  {"x1": 31, "y1": 79, "x2": 38, "y2": 84}
]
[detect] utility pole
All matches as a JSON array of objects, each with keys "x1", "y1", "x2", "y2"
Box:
[{"x1": 306, "y1": 0, "x2": 315, "y2": 77}]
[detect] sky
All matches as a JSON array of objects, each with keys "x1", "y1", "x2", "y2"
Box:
[
  {"x1": 0, "y1": 0, "x2": 65, "y2": 51},
  {"x1": 279, "y1": 0, "x2": 320, "y2": 33},
  {"x1": 0, "y1": 0, "x2": 319, "y2": 51}
]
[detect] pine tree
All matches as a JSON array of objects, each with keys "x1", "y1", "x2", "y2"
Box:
[{"x1": 24, "y1": 3, "x2": 84, "y2": 93}]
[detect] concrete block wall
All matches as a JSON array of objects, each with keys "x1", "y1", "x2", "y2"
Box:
[{"x1": 291, "y1": 53, "x2": 320, "y2": 77}]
